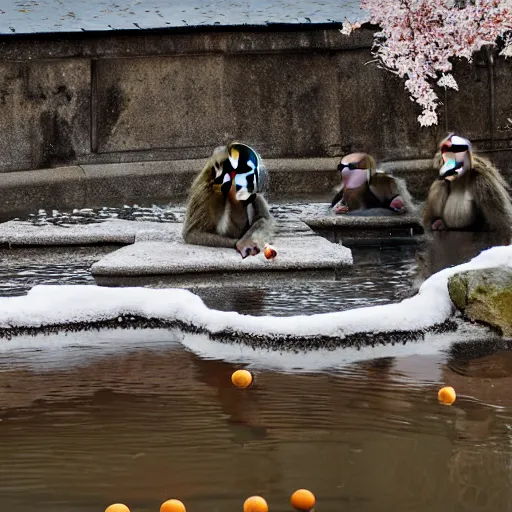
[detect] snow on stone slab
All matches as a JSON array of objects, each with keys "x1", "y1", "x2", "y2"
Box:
[
  {"x1": 0, "y1": 245, "x2": 510, "y2": 343},
  {"x1": 91, "y1": 236, "x2": 353, "y2": 277},
  {"x1": 0, "y1": 219, "x2": 182, "y2": 246}
]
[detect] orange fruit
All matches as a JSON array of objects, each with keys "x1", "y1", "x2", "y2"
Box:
[
  {"x1": 291, "y1": 489, "x2": 316, "y2": 511},
  {"x1": 105, "y1": 505, "x2": 130, "y2": 512},
  {"x1": 160, "y1": 499, "x2": 186, "y2": 512},
  {"x1": 438, "y1": 386, "x2": 456, "y2": 405},
  {"x1": 243, "y1": 496, "x2": 268, "y2": 512},
  {"x1": 232, "y1": 369, "x2": 253, "y2": 389},
  {"x1": 263, "y1": 243, "x2": 277, "y2": 260}
]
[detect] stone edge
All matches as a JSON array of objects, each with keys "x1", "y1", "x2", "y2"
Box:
[{"x1": 0, "y1": 158, "x2": 436, "y2": 219}]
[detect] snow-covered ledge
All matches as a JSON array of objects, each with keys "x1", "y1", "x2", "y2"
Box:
[{"x1": 0, "y1": 246, "x2": 511, "y2": 348}]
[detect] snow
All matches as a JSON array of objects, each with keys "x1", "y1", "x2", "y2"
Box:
[{"x1": 0, "y1": 245, "x2": 510, "y2": 340}]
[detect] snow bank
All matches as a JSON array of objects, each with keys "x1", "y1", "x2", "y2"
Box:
[{"x1": 0, "y1": 245, "x2": 510, "y2": 342}]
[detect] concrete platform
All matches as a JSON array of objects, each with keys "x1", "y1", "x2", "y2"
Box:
[
  {"x1": 302, "y1": 211, "x2": 425, "y2": 246},
  {"x1": 0, "y1": 219, "x2": 183, "y2": 246},
  {"x1": 303, "y1": 212, "x2": 423, "y2": 231},
  {"x1": 91, "y1": 236, "x2": 353, "y2": 286}
]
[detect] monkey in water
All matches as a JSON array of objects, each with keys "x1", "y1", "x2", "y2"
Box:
[
  {"x1": 330, "y1": 152, "x2": 412, "y2": 215},
  {"x1": 423, "y1": 134, "x2": 512, "y2": 239},
  {"x1": 182, "y1": 142, "x2": 274, "y2": 258}
]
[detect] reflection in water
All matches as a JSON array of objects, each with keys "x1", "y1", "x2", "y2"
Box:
[
  {"x1": 416, "y1": 231, "x2": 509, "y2": 280},
  {"x1": 0, "y1": 231, "x2": 511, "y2": 511},
  {"x1": 1, "y1": 333, "x2": 512, "y2": 512}
]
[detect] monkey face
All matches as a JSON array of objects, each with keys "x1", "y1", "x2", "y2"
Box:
[
  {"x1": 224, "y1": 142, "x2": 262, "y2": 202},
  {"x1": 232, "y1": 169, "x2": 257, "y2": 201},
  {"x1": 439, "y1": 134, "x2": 472, "y2": 181},
  {"x1": 338, "y1": 153, "x2": 371, "y2": 190}
]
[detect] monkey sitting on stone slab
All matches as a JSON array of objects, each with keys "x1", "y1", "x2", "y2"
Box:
[
  {"x1": 330, "y1": 152, "x2": 412, "y2": 216},
  {"x1": 423, "y1": 134, "x2": 512, "y2": 239},
  {"x1": 182, "y1": 142, "x2": 274, "y2": 258}
]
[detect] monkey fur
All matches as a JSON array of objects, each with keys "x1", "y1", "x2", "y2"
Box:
[
  {"x1": 331, "y1": 153, "x2": 413, "y2": 215},
  {"x1": 423, "y1": 151, "x2": 512, "y2": 238},
  {"x1": 182, "y1": 145, "x2": 275, "y2": 256}
]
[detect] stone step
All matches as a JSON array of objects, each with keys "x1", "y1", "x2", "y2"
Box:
[{"x1": 91, "y1": 236, "x2": 353, "y2": 287}]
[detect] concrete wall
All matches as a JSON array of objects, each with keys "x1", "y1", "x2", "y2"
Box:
[{"x1": 0, "y1": 27, "x2": 510, "y2": 173}]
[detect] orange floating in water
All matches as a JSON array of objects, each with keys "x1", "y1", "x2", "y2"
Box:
[
  {"x1": 291, "y1": 489, "x2": 316, "y2": 511},
  {"x1": 160, "y1": 499, "x2": 186, "y2": 512},
  {"x1": 263, "y1": 243, "x2": 277, "y2": 260},
  {"x1": 243, "y1": 496, "x2": 269, "y2": 512},
  {"x1": 105, "y1": 505, "x2": 130, "y2": 512},
  {"x1": 438, "y1": 386, "x2": 456, "y2": 405},
  {"x1": 232, "y1": 369, "x2": 253, "y2": 388}
]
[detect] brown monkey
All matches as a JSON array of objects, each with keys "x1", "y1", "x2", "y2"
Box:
[
  {"x1": 423, "y1": 134, "x2": 512, "y2": 238},
  {"x1": 182, "y1": 142, "x2": 274, "y2": 258},
  {"x1": 330, "y1": 152, "x2": 412, "y2": 215}
]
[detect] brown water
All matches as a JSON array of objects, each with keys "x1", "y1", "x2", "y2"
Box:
[
  {"x1": 1, "y1": 329, "x2": 512, "y2": 512},
  {"x1": 1, "y1": 231, "x2": 511, "y2": 512}
]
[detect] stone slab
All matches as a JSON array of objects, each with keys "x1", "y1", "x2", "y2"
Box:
[
  {"x1": 0, "y1": 219, "x2": 182, "y2": 246},
  {"x1": 90, "y1": 236, "x2": 353, "y2": 279},
  {"x1": 0, "y1": 166, "x2": 87, "y2": 220},
  {"x1": 303, "y1": 213, "x2": 424, "y2": 232}
]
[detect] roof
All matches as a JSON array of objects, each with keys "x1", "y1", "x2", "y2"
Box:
[{"x1": 0, "y1": 0, "x2": 365, "y2": 35}]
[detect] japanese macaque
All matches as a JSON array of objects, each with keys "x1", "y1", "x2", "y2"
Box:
[
  {"x1": 182, "y1": 142, "x2": 274, "y2": 258},
  {"x1": 423, "y1": 134, "x2": 512, "y2": 238},
  {"x1": 330, "y1": 152, "x2": 412, "y2": 215}
]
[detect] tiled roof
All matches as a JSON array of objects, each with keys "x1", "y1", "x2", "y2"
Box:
[{"x1": 0, "y1": 0, "x2": 365, "y2": 35}]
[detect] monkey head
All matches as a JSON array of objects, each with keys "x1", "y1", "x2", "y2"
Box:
[
  {"x1": 223, "y1": 142, "x2": 263, "y2": 203},
  {"x1": 439, "y1": 134, "x2": 473, "y2": 181},
  {"x1": 337, "y1": 152, "x2": 376, "y2": 189}
]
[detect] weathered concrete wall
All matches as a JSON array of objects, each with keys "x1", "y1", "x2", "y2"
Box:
[
  {"x1": 0, "y1": 59, "x2": 90, "y2": 171},
  {"x1": 0, "y1": 27, "x2": 510, "y2": 177}
]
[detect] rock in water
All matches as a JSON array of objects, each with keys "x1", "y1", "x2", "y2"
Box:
[{"x1": 448, "y1": 268, "x2": 512, "y2": 336}]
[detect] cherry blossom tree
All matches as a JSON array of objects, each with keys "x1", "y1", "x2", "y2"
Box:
[{"x1": 341, "y1": 0, "x2": 512, "y2": 126}]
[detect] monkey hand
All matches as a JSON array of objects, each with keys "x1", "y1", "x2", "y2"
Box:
[
  {"x1": 389, "y1": 196, "x2": 406, "y2": 213},
  {"x1": 334, "y1": 205, "x2": 349, "y2": 215},
  {"x1": 236, "y1": 239, "x2": 261, "y2": 259},
  {"x1": 431, "y1": 218, "x2": 447, "y2": 231}
]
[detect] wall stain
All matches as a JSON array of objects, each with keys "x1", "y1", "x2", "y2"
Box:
[
  {"x1": 97, "y1": 84, "x2": 127, "y2": 146},
  {"x1": 17, "y1": 64, "x2": 47, "y2": 101},
  {"x1": 53, "y1": 85, "x2": 73, "y2": 102},
  {"x1": 39, "y1": 111, "x2": 76, "y2": 168}
]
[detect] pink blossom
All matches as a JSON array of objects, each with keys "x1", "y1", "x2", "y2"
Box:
[{"x1": 343, "y1": 0, "x2": 512, "y2": 126}]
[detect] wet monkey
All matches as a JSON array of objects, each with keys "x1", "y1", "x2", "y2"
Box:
[
  {"x1": 330, "y1": 152, "x2": 412, "y2": 215},
  {"x1": 182, "y1": 142, "x2": 274, "y2": 258},
  {"x1": 423, "y1": 134, "x2": 512, "y2": 239}
]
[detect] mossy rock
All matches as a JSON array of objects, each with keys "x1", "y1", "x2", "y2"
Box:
[{"x1": 448, "y1": 267, "x2": 512, "y2": 337}]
